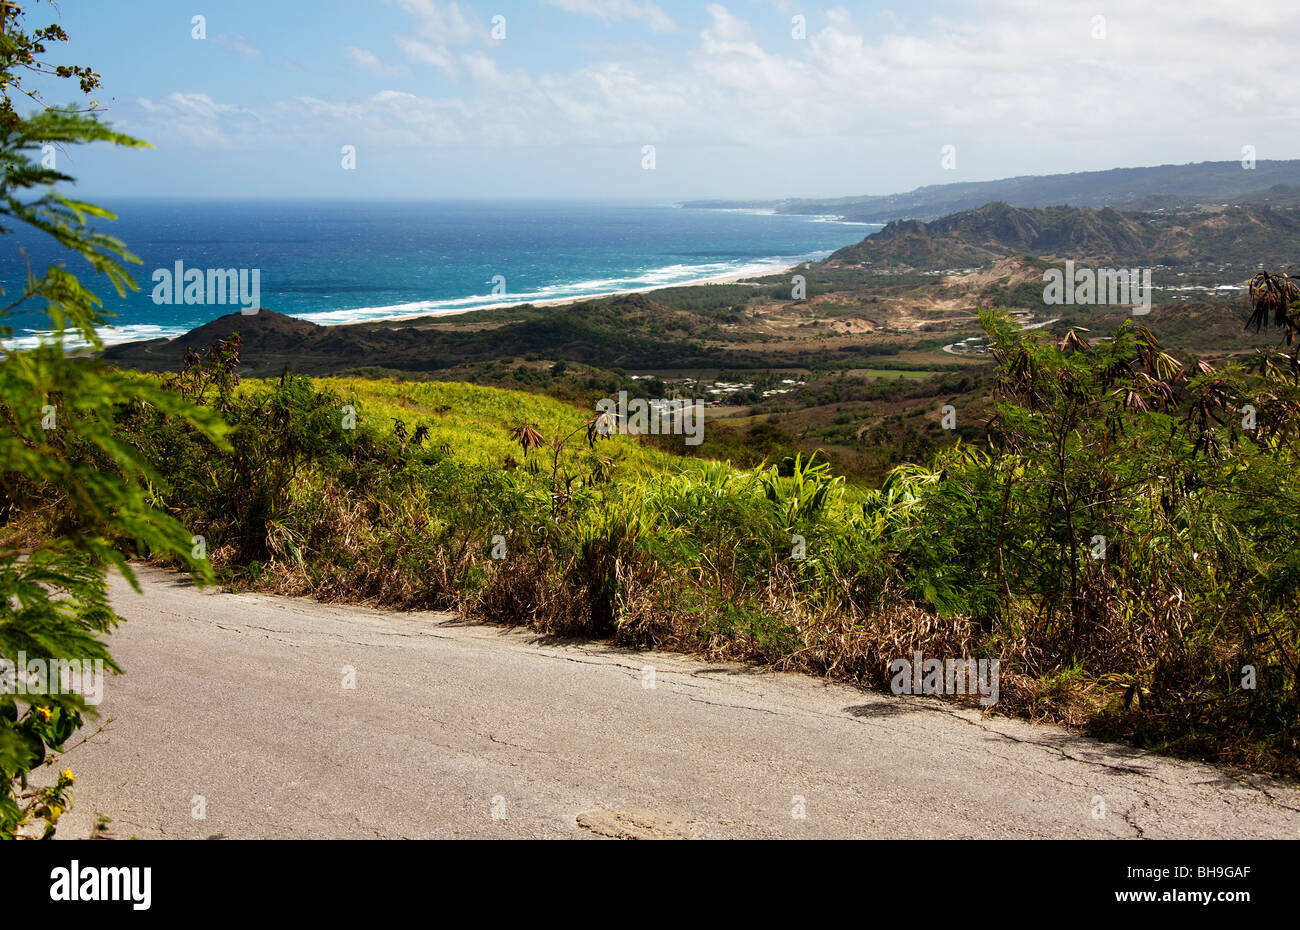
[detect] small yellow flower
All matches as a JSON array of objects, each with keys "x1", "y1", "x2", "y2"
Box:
[
  {"x1": 36, "y1": 707, "x2": 51, "y2": 722},
  {"x1": 61, "y1": 768, "x2": 75, "y2": 784}
]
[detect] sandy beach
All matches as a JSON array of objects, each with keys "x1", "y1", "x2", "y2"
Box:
[
  {"x1": 361, "y1": 262, "x2": 801, "y2": 325},
  {"x1": 23, "y1": 261, "x2": 805, "y2": 353}
]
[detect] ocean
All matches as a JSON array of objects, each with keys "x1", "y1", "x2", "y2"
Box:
[{"x1": 0, "y1": 199, "x2": 878, "y2": 349}]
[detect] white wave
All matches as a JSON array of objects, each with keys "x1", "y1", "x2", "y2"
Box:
[
  {"x1": 3, "y1": 251, "x2": 837, "y2": 346},
  {"x1": 3, "y1": 323, "x2": 182, "y2": 352},
  {"x1": 682, "y1": 206, "x2": 880, "y2": 227},
  {"x1": 292, "y1": 252, "x2": 830, "y2": 326},
  {"x1": 697, "y1": 207, "x2": 779, "y2": 216},
  {"x1": 808, "y1": 216, "x2": 883, "y2": 227}
]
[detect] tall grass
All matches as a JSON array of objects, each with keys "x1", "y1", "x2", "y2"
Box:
[{"x1": 15, "y1": 313, "x2": 1298, "y2": 776}]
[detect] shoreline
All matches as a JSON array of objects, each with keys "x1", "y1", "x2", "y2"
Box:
[
  {"x1": 17, "y1": 256, "x2": 811, "y2": 351},
  {"x1": 359, "y1": 261, "x2": 803, "y2": 325},
  {"x1": 20, "y1": 260, "x2": 808, "y2": 352}
]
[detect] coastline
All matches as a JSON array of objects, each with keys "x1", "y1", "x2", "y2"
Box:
[
  {"x1": 11, "y1": 260, "x2": 807, "y2": 353},
  {"x1": 10, "y1": 198, "x2": 876, "y2": 349},
  {"x1": 359, "y1": 261, "x2": 803, "y2": 325}
]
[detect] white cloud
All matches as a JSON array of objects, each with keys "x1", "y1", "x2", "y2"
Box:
[
  {"x1": 545, "y1": 0, "x2": 677, "y2": 33},
  {"x1": 131, "y1": 94, "x2": 262, "y2": 148},
  {"x1": 294, "y1": 91, "x2": 472, "y2": 146},
  {"x1": 127, "y1": 0, "x2": 1300, "y2": 168},
  {"x1": 391, "y1": 0, "x2": 489, "y2": 74},
  {"x1": 212, "y1": 34, "x2": 260, "y2": 59},
  {"x1": 395, "y1": 36, "x2": 457, "y2": 75},
  {"x1": 344, "y1": 45, "x2": 395, "y2": 74},
  {"x1": 396, "y1": 0, "x2": 483, "y2": 45},
  {"x1": 701, "y1": 3, "x2": 755, "y2": 48},
  {"x1": 461, "y1": 51, "x2": 532, "y2": 91}
]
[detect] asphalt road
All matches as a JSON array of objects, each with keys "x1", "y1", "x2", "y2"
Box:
[{"x1": 40, "y1": 566, "x2": 1300, "y2": 839}]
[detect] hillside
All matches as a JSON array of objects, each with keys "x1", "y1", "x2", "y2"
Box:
[
  {"x1": 684, "y1": 160, "x2": 1300, "y2": 223},
  {"x1": 827, "y1": 201, "x2": 1300, "y2": 271},
  {"x1": 100, "y1": 196, "x2": 1296, "y2": 485},
  {"x1": 103, "y1": 287, "x2": 940, "y2": 381},
  {"x1": 104, "y1": 200, "x2": 1293, "y2": 385},
  {"x1": 82, "y1": 304, "x2": 1300, "y2": 779},
  {"x1": 104, "y1": 294, "x2": 719, "y2": 377}
]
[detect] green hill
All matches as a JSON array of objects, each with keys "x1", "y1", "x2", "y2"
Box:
[
  {"x1": 684, "y1": 159, "x2": 1300, "y2": 223},
  {"x1": 827, "y1": 201, "x2": 1300, "y2": 271}
]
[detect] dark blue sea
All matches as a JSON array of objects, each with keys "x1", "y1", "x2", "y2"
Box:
[{"x1": 0, "y1": 199, "x2": 877, "y2": 349}]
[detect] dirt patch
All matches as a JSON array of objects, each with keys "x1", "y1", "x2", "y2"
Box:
[{"x1": 575, "y1": 808, "x2": 698, "y2": 839}]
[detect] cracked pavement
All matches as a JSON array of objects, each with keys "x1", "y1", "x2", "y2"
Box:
[{"x1": 40, "y1": 565, "x2": 1300, "y2": 839}]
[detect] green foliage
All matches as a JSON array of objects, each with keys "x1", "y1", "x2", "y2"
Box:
[
  {"x1": 28, "y1": 294, "x2": 1300, "y2": 773},
  {"x1": 0, "y1": 2, "x2": 223, "y2": 838},
  {"x1": 4, "y1": 0, "x2": 1295, "y2": 784}
]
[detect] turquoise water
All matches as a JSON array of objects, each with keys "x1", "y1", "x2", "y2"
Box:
[{"x1": 0, "y1": 199, "x2": 876, "y2": 348}]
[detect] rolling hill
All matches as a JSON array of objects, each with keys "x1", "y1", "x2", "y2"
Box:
[
  {"x1": 827, "y1": 201, "x2": 1300, "y2": 271},
  {"x1": 684, "y1": 160, "x2": 1300, "y2": 223}
]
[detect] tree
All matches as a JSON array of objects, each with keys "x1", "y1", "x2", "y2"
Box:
[{"x1": 0, "y1": 1, "x2": 226, "y2": 838}]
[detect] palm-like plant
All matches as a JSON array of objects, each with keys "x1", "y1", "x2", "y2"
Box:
[
  {"x1": 508, "y1": 423, "x2": 545, "y2": 455},
  {"x1": 1247, "y1": 270, "x2": 1300, "y2": 343}
]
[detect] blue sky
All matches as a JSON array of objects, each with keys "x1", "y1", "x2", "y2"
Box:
[{"x1": 28, "y1": 0, "x2": 1300, "y2": 199}]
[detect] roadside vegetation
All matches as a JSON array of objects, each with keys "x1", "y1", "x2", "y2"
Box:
[
  {"x1": 26, "y1": 292, "x2": 1298, "y2": 777},
  {"x1": 2, "y1": 5, "x2": 1297, "y2": 844},
  {"x1": 0, "y1": 3, "x2": 224, "y2": 838}
]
